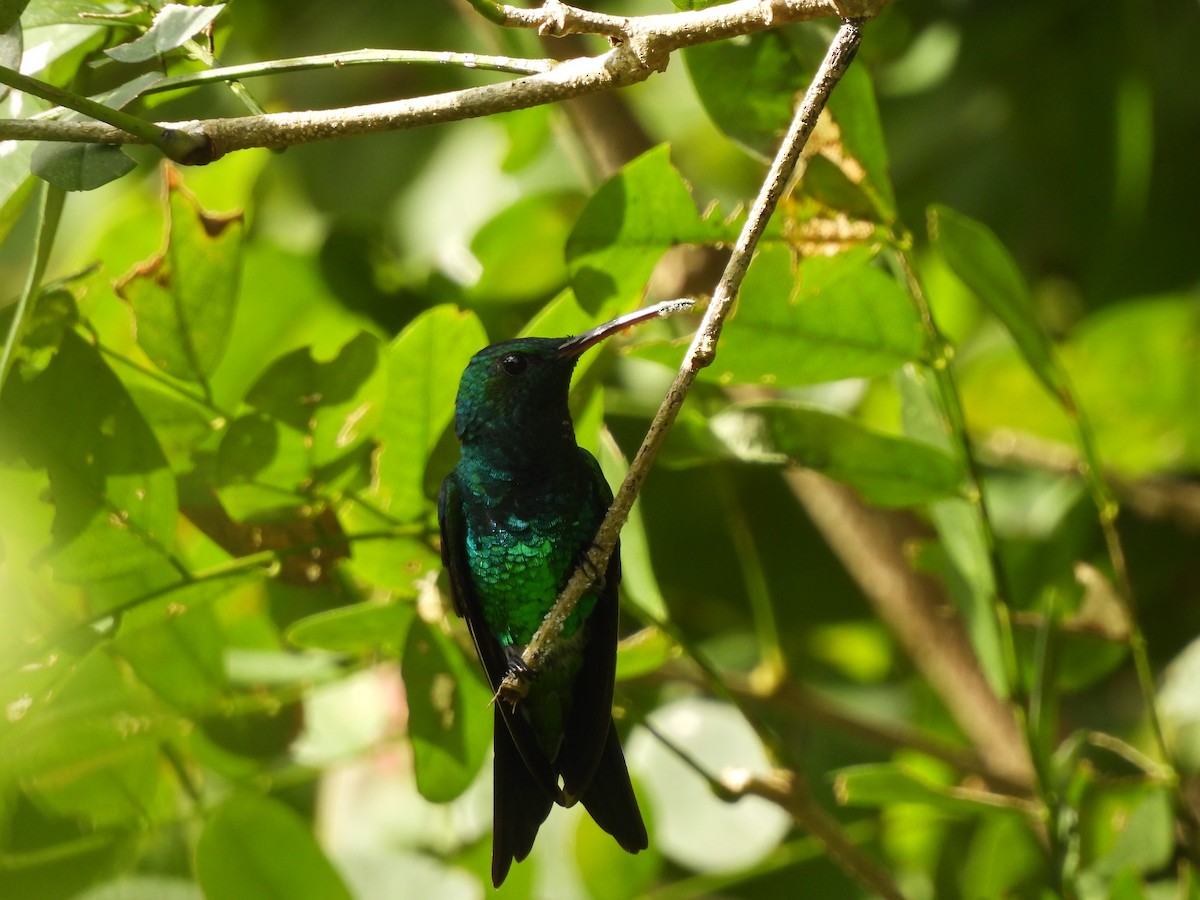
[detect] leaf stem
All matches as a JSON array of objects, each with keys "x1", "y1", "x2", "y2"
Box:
[{"x1": 0, "y1": 183, "x2": 64, "y2": 394}]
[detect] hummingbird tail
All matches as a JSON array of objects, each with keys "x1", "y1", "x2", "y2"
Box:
[
  {"x1": 492, "y1": 708, "x2": 554, "y2": 887},
  {"x1": 579, "y1": 721, "x2": 649, "y2": 853}
]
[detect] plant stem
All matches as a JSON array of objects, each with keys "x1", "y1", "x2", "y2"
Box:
[{"x1": 0, "y1": 183, "x2": 64, "y2": 394}]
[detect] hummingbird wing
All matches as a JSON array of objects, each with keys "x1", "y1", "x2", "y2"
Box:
[
  {"x1": 438, "y1": 473, "x2": 561, "y2": 802},
  {"x1": 490, "y1": 705, "x2": 554, "y2": 887},
  {"x1": 557, "y1": 449, "x2": 623, "y2": 797},
  {"x1": 555, "y1": 450, "x2": 647, "y2": 850}
]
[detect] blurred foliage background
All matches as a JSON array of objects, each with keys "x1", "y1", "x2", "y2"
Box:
[{"x1": 1, "y1": 1, "x2": 1198, "y2": 898}]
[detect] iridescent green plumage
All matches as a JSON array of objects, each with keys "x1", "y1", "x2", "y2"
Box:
[{"x1": 439, "y1": 313, "x2": 665, "y2": 887}]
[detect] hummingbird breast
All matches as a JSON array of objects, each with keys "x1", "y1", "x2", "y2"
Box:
[{"x1": 456, "y1": 456, "x2": 604, "y2": 650}]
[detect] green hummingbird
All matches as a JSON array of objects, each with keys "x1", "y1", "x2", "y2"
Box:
[{"x1": 438, "y1": 302, "x2": 686, "y2": 886}]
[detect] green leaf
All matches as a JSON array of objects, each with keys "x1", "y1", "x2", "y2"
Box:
[
  {"x1": 929, "y1": 205, "x2": 1069, "y2": 406},
  {"x1": 125, "y1": 381, "x2": 215, "y2": 469},
  {"x1": 898, "y1": 367, "x2": 1009, "y2": 695},
  {"x1": 958, "y1": 812, "x2": 1046, "y2": 895},
  {"x1": 286, "y1": 600, "x2": 415, "y2": 654},
  {"x1": 195, "y1": 792, "x2": 353, "y2": 900},
  {"x1": 74, "y1": 875, "x2": 202, "y2": 900},
  {"x1": 826, "y1": 63, "x2": 896, "y2": 221},
  {"x1": 402, "y1": 617, "x2": 492, "y2": 803},
  {"x1": 0, "y1": 15, "x2": 21, "y2": 82},
  {"x1": 833, "y1": 763, "x2": 1020, "y2": 817},
  {"x1": 30, "y1": 142, "x2": 136, "y2": 192},
  {"x1": 684, "y1": 28, "x2": 806, "y2": 158},
  {"x1": 957, "y1": 295, "x2": 1200, "y2": 476},
  {"x1": 685, "y1": 28, "x2": 894, "y2": 218},
  {"x1": 0, "y1": 331, "x2": 181, "y2": 604},
  {"x1": 114, "y1": 580, "x2": 244, "y2": 714},
  {"x1": 708, "y1": 402, "x2": 963, "y2": 506},
  {"x1": 105, "y1": 3, "x2": 225, "y2": 63},
  {"x1": 116, "y1": 174, "x2": 243, "y2": 385},
  {"x1": 598, "y1": 426, "x2": 668, "y2": 620},
  {"x1": 216, "y1": 332, "x2": 382, "y2": 514},
  {"x1": 1080, "y1": 783, "x2": 1174, "y2": 879},
  {"x1": 615, "y1": 627, "x2": 676, "y2": 681},
  {"x1": 0, "y1": 654, "x2": 176, "y2": 826},
  {"x1": 644, "y1": 244, "x2": 925, "y2": 386},
  {"x1": 466, "y1": 191, "x2": 583, "y2": 304},
  {"x1": 373, "y1": 305, "x2": 486, "y2": 522},
  {"x1": 566, "y1": 145, "x2": 724, "y2": 312}
]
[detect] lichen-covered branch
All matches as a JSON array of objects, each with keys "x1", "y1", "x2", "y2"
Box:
[{"x1": 0, "y1": 1, "x2": 878, "y2": 164}]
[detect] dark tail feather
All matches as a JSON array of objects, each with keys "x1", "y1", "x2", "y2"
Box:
[
  {"x1": 578, "y1": 721, "x2": 648, "y2": 853},
  {"x1": 492, "y1": 709, "x2": 554, "y2": 887}
]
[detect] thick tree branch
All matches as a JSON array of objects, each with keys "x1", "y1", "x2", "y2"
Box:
[
  {"x1": 499, "y1": 16, "x2": 867, "y2": 700},
  {"x1": 785, "y1": 471, "x2": 1036, "y2": 790},
  {"x1": 0, "y1": 1, "x2": 872, "y2": 163}
]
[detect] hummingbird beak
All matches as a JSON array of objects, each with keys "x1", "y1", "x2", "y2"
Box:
[{"x1": 555, "y1": 298, "x2": 695, "y2": 359}]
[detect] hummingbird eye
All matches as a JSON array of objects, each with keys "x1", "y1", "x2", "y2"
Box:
[{"x1": 499, "y1": 353, "x2": 528, "y2": 376}]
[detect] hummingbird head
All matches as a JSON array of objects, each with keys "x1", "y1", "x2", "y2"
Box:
[
  {"x1": 452, "y1": 301, "x2": 692, "y2": 465},
  {"x1": 453, "y1": 336, "x2": 581, "y2": 456}
]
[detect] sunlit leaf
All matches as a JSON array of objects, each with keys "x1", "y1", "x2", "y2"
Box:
[
  {"x1": 0, "y1": 654, "x2": 176, "y2": 826},
  {"x1": 373, "y1": 305, "x2": 486, "y2": 522},
  {"x1": 958, "y1": 295, "x2": 1200, "y2": 476},
  {"x1": 708, "y1": 401, "x2": 963, "y2": 506},
  {"x1": 685, "y1": 27, "x2": 894, "y2": 218},
  {"x1": 0, "y1": 330, "x2": 180, "y2": 605},
  {"x1": 598, "y1": 426, "x2": 669, "y2": 620},
  {"x1": 116, "y1": 170, "x2": 243, "y2": 385},
  {"x1": 195, "y1": 792, "x2": 353, "y2": 900},
  {"x1": 215, "y1": 331, "x2": 382, "y2": 515},
  {"x1": 566, "y1": 145, "x2": 725, "y2": 313},
  {"x1": 958, "y1": 812, "x2": 1047, "y2": 895},
  {"x1": 898, "y1": 366, "x2": 1009, "y2": 695},
  {"x1": 467, "y1": 191, "x2": 583, "y2": 304},
  {"x1": 402, "y1": 617, "x2": 492, "y2": 803},
  {"x1": 615, "y1": 627, "x2": 676, "y2": 682},
  {"x1": 1079, "y1": 783, "x2": 1174, "y2": 879},
  {"x1": 930, "y1": 205, "x2": 1070, "y2": 406},
  {"x1": 105, "y1": 3, "x2": 225, "y2": 63},
  {"x1": 833, "y1": 763, "x2": 1018, "y2": 817},
  {"x1": 114, "y1": 580, "x2": 245, "y2": 714},
  {"x1": 642, "y1": 244, "x2": 925, "y2": 386},
  {"x1": 286, "y1": 600, "x2": 415, "y2": 654}
]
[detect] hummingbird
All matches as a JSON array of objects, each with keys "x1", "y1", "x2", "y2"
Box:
[{"x1": 438, "y1": 301, "x2": 687, "y2": 886}]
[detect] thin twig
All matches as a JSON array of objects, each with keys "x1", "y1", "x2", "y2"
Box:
[
  {"x1": 0, "y1": 1, "x2": 867, "y2": 162},
  {"x1": 644, "y1": 721, "x2": 906, "y2": 900},
  {"x1": 499, "y1": 17, "x2": 867, "y2": 695}
]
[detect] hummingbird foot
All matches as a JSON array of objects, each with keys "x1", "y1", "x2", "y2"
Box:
[
  {"x1": 575, "y1": 545, "x2": 607, "y2": 591},
  {"x1": 496, "y1": 650, "x2": 536, "y2": 709}
]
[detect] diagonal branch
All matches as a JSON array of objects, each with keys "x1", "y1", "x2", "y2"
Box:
[{"x1": 499, "y1": 16, "x2": 868, "y2": 701}]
